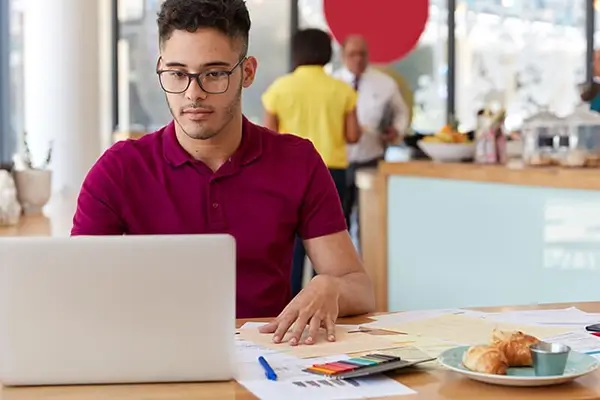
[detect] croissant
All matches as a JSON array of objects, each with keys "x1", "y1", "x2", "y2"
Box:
[
  {"x1": 462, "y1": 345, "x2": 509, "y2": 375},
  {"x1": 490, "y1": 329, "x2": 540, "y2": 367}
]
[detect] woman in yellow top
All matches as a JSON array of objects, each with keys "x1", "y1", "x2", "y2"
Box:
[{"x1": 262, "y1": 28, "x2": 361, "y2": 297}]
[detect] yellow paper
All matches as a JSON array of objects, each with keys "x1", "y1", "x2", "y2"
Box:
[
  {"x1": 237, "y1": 326, "x2": 398, "y2": 359},
  {"x1": 383, "y1": 314, "x2": 574, "y2": 345}
]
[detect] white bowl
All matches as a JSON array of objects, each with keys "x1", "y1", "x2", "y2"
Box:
[{"x1": 417, "y1": 141, "x2": 476, "y2": 162}]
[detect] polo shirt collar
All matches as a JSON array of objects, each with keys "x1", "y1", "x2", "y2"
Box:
[
  {"x1": 163, "y1": 115, "x2": 262, "y2": 168},
  {"x1": 293, "y1": 65, "x2": 327, "y2": 76}
]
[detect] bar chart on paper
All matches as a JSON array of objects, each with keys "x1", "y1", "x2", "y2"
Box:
[
  {"x1": 235, "y1": 339, "x2": 415, "y2": 399},
  {"x1": 244, "y1": 374, "x2": 413, "y2": 400},
  {"x1": 291, "y1": 377, "x2": 361, "y2": 388}
]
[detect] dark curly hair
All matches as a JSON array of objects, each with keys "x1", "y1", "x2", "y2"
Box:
[
  {"x1": 292, "y1": 28, "x2": 332, "y2": 68},
  {"x1": 157, "y1": 0, "x2": 251, "y2": 55}
]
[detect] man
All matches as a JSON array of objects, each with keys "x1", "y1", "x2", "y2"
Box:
[
  {"x1": 580, "y1": 49, "x2": 600, "y2": 113},
  {"x1": 261, "y1": 28, "x2": 360, "y2": 299},
  {"x1": 332, "y1": 35, "x2": 409, "y2": 240},
  {"x1": 71, "y1": 0, "x2": 375, "y2": 346}
]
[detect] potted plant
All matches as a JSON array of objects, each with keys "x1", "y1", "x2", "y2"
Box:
[{"x1": 13, "y1": 132, "x2": 53, "y2": 215}]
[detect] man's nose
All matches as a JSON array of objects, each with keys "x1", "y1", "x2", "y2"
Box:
[{"x1": 185, "y1": 77, "x2": 208, "y2": 101}]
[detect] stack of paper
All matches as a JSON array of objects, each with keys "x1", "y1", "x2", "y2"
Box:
[
  {"x1": 235, "y1": 338, "x2": 416, "y2": 400},
  {"x1": 483, "y1": 307, "x2": 600, "y2": 326},
  {"x1": 543, "y1": 331, "x2": 600, "y2": 359},
  {"x1": 376, "y1": 314, "x2": 574, "y2": 345},
  {"x1": 360, "y1": 308, "x2": 488, "y2": 330},
  {"x1": 238, "y1": 324, "x2": 398, "y2": 358}
]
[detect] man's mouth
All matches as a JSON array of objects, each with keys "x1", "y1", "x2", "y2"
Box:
[{"x1": 182, "y1": 108, "x2": 213, "y2": 121}]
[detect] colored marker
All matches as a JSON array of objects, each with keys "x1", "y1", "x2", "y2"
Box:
[{"x1": 258, "y1": 356, "x2": 277, "y2": 381}]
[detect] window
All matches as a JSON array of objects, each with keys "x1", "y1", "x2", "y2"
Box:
[
  {"x1": 116, "y1": 0, "x2": 292, "y2": 132},
  {"x1": 0, "y1": 0, "x2": 23, "y2": 164},
  {"x1": 455, "y1": 0, "x2": 587, "y2": 131},
  {"x1": 298, "y1": 0, "x2": 448, "y2": 133}
]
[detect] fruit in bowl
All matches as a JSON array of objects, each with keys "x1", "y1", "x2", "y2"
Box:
[{"x1": 418, "y1": 121, "x2": 475, "y2": 162}]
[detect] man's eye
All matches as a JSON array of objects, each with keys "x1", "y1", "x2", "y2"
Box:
[
  {"x1": 206, "y1": 71, "x2": 227, "y2": 79},
  {"x1": 168, "y1": 71, "x2": 186, "y2": 78}
]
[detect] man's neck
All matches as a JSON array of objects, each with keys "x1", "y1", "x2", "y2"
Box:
[{"x1": 175, "y1": 115, "x2": 243, "y2": 172}]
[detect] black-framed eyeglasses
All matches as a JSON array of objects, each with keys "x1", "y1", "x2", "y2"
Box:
[{"x1": 156, "y1": 57, "x2": 246, "y2": 95}]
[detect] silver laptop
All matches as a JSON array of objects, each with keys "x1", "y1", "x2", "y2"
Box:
[{"x1": 0, "y1": 234, "x2": 236, "y2": 386}]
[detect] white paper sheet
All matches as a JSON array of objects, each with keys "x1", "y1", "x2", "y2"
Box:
[
  {"x1": 361, "y1": 308, "x2": 489, "y2": 330},
  {"x1": 543, "y1": 330, "x2": 600, "y2": 358},
  {"x1": 234, "y1": 339, "x2": 415, "y2": 400},
  {"x1": 484, "y1": 307, "x2": 600, "y2": 326},
  {"x1": 239, "y1": 322, "x2": 362, "y2": 332}
]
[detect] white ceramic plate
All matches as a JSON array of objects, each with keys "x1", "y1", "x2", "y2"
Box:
[{"x1": 438, "y1": 346, "x2": 600, "y2": 387}]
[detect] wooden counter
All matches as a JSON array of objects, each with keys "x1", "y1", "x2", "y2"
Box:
[
  {"x1": 379, "y1": 161, "x2": 600, "y2": 191},
  {"x1": 0, "y1": 302, "x2": 599, "y2": 399},
  {"x1": 356, "y1": 161, "x2": 600, "y2": 313}
]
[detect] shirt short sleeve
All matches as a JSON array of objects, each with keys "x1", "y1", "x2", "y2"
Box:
[
  {"x1": 261, "y1": 81, "x2": 280, "y2": 115},
  {"x1": 344, "y1": 84, "x2": 358, "y2": 113},
  {"x1": 71, "y1": 147, "x2": 127, "y2": 236},
  {"x1": 297, "y1": 141, "x2": 348, "y2": 240}
]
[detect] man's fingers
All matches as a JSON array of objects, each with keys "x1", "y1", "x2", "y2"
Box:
[
  {"x1": 288, "y1": 313, "x2": 310, "y2": 346},
  {"x1": 325, "y1": 317, "x2": 336, "y2": 342},
  {"x1": 258, "y1": 320, "x2": 278, "y2": 334},
  {"x1": 272, "y1": 313, "x2": 297, "y2": 344},
  {"x1": 305, "y1": 316, "x2": 322, "y2": 345}
]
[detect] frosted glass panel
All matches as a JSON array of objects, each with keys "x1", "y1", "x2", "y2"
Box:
[
  {"x1": 387, "y1": 176, "x2": 600, "y2": 311},
  {"x1": 455, "y1": 0, "x2": 586, "y2": 132}
]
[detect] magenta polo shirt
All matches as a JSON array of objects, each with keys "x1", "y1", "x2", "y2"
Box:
[{"x1": 71, "y1": 116, "x2": 347, "y2": 318}]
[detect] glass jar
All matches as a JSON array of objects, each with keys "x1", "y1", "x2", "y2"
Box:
[
  {"x1": 561, "y1": 105, "x2": 600, "y2": 168},
  {"x1": 522, "y1": 111, "x2": 569, "y2": 167}
]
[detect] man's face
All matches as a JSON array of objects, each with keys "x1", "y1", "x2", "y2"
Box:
[
  {"x1": 342, "y1": 38, "x2": 369, "y2": 76},
  {"x1": 158, "y1": 28, "x2": 257, "y2": 140}
]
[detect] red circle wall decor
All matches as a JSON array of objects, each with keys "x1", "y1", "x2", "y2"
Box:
[{"x1": 323, "y1": 0, "x2": 429, "y2": 64}]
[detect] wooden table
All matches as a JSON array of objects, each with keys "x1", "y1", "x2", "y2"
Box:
[{"x1": 0, "y1": 302, "x2": 598, "y2": 399}]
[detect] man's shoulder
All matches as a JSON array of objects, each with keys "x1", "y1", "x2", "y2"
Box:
[
  {"x1": 366, "y1": 68, "x2": 396, "y2": 86},
  {"x1": 90, "y1": 127, "x2": 167, "y2": 177}
]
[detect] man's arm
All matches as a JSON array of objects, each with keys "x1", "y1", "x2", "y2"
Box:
[
  {"x1": 263, "y1": 111, "x2": 279, "y2": 132},
  {"x1": 343, "y1": 85, "x2": 361, "y2": 144},
  {"x1": 305, "y1": 230, "x2": 375, "y2": 316},
  {"x1": 259, "y1": 141, "x2": 375, "y2": 345},
  {"x1": 344, "y1": 108, "x2": 361, "y2": 144},
  {"x1": 71, "y1": 148, "x2": 126, "y2": 236},
  {"x1": 261, "y1": 81, "x2": 281, "y2": 132},
  {"x1": 292, "y1": 142, "x2": 374, "y2": 316}
]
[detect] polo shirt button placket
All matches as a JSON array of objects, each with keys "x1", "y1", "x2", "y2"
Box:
[{"x1": 208, "y1": 182, "x2": 227, "y2": 231}]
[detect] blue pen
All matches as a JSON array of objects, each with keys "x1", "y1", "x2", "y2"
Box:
[{"x1": 258, "y1": 356, "x2": 278, "y2": 381}]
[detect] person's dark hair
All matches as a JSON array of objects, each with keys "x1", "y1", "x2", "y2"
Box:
[
  {"x1": 292, "y1": 28, "x2": 332, "y2": 67},
  {"x1": 157, "y1": 0, "x2": 251, "y2": 55}
]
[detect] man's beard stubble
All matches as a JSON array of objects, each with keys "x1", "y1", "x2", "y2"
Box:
[{"x1": 168, "y1": 81, "x2": 242, "y2": 141}]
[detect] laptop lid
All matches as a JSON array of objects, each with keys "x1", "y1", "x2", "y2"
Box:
[{"x1": 0, "y1": 234, "x2": 236, "y2": 386}]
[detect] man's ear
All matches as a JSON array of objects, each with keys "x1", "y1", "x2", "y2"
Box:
[{"x1": 242, "y1": 56, "x2": 258, "y2": 88}]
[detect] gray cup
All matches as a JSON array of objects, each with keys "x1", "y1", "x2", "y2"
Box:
[{"x1": 530, "y1": 342, "x2": 571, "y2": 376}]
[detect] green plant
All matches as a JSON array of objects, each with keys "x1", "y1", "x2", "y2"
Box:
[{"x1": 22, "y1": 131, "x2": 53, "y2": 170}]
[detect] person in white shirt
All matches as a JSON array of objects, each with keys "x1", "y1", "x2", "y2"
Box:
[{"x1": 332, "y1": 35, "x2": 410, "y2": 241}]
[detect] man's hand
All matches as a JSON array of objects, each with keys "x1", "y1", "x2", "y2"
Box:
[
  {"x1": 382, "y1": 127, "x2": 402, "y2": 144},
  {"x1": 258, "y1": 275, "x2": 340, "y2": 346},
  {"x1": 580, "y1": 82, "x2": 600, "y2": 102}
]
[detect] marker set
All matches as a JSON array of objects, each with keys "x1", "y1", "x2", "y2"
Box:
[{"x1": 303, "y1": 353, "x2": 419, "y2": 380}]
